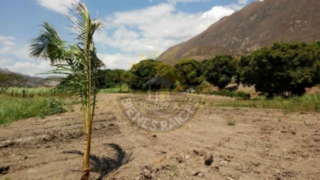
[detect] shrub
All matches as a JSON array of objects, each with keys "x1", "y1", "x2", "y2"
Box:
[
  {"x1": 39, "y1": 98, "x2": 66, "y2": 118},
  {"x1": 210, "y1": 90, "x2": 250, "y2": 99},
  {"x1": 227, "y1": 120, "x2": 236, "y2": 126}
]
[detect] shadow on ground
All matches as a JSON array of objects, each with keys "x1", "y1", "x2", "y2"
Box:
[{"x1": 63, "y1": 143, "x2": 133, "y2": 180}]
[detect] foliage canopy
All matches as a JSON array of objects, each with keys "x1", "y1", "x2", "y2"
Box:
[
  {"x1": 203, "y1": 55, "x2": 238, "y2": 89},
  {"x1": 174, "y1": 59, "x2": 204, "y2": 88},
  {"x1": 0, "y1": 73, "x2": 27, "y2": 93},
  {"x1": 238, "y1": 42, "x2": 320, "y2": 97}
]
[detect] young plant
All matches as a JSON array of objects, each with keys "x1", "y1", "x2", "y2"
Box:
[
  {"x1": 29, "y1": 3, "x2": 103, "y2": 180},
  {"x1": 227, "y1": 119, "x2": 236, "y2": 126}
]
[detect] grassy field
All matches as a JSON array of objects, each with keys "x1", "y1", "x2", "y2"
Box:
[
  {"x1": 5, "y1": 87, "x2": 66, "y2": 97},
  {"x1": 2, "y1": 85, "x2": 319, "y2": 125},
  {"x1": 0, "y1": 85, "x2": 132, "y2": 125},
  {"x1": 0, "y1": 95, "x2": 69, "y2": 125},
  {"x1": 100, "y1": 83, "x2": 132, "y2": 93},
  {"x1": 211, "y1": 93, "x2": 320, "y2": 113}
]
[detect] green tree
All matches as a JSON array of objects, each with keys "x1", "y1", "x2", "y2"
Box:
[
  {"x1": 174, "y1": 59, "x2": 204, "y2": 88},
  {"x1": 203, "y1": 55, "x2": 238, "y2": 89},
  {"x1": 130, "y1": 59, "x2": 163, "y2": 90},
  {"x1": 120, "y1": 71, "x2": 137, "y2": 90},
  {"x1": 0, "y1": 73, "x2": 27, "y2": 93},
  {"x1": 29, "y1": 3, "x2": 103, "y2": 179},
  {"x1": 104, "y1": 69, "x2": 126, "y2": 88},
  {"x1": 239, "y1": 42, "x2": 320, "y2": 97},
  {"x1": 96, "y1": 69, "x2": 109, "y2": 88},
  {"x1": 154, "y1": 63, "x2": 184, "y2": 90}
]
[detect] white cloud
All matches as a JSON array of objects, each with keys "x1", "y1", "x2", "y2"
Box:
[
  {"x1": 0, "y1": 35, "x2": 16, "y2": 55},
  {"x1": 0, "y1": 58, "x2": 11, "y2": 67},
  {"x1": 4, "y1": 0, "x2": 251, "y2": 74},
  {"x1": 36, "y1": 0, "x2": 80, "y2": 15},
  {"x1": 5, "y1": 61, "x2": 53, "y2": 77},
  {"x1": 0, "y1": 36, "x2": 31, "y2": 62},
  {"x1": 238, "y1": 0, "x2": 249, "y2": 4},
  {"x1": 201, "y1": 6, "x2": 235, "y2": 19},
  {"x1": 94, "y1": 2, "x2": 237, "y2": 63},
  {"x1": 0, "y1": 36, "x2": 16, "y2": 46},
  {"x1": 0, "y1": 35, "x2": 54, "y2": 76},
  {"x1": 97, "y1": 53, "x2": 140, "y2": 70}
]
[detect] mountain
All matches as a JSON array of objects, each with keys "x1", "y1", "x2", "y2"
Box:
[
  {"x1": 157, "y1": 0, "x2": 320, "y2": 64},
  {"x1": 0, "y1": 68, "x2": 59, "y2": 87},
  {"x1": 0, "y1": 68, "x2": 11, "y2": 73}
]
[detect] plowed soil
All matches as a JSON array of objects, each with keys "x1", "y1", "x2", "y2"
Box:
[{"x1": 0, "y1": 94, "x2": 319, "y2": 180}]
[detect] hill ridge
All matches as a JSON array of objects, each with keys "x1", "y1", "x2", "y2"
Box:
[{"x1": 157, "y1": 0, "x2": 320, "y2": 64}]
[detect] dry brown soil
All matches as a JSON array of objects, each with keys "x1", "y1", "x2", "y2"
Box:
[{"x1": 0, "y1": 94, "x2": 319, "y2": 180}]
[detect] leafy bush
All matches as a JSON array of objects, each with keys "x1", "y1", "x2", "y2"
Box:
[
  {"x1": 236, "y1": 91, "x2": 251, "y2": 100},
  {"x1": 195, "y1": 81, "x2": 211, "y2": 94},
  {"x1": 210, "y1": 90, "x2": 251, "y2": 99},
  {"x1": 227, "y1": 119, "x2": 236, "y2": 126},
  {"x1": 39, "y1": 98, "x2": 66, "y2": 118}
]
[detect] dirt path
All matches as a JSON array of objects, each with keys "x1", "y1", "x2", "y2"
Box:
[{"x1": 0, "y1": 94, "x2": 319, "y2": 180}]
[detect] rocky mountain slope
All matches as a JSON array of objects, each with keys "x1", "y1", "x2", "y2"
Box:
[
  {"x1": 0, "y1": 68, "x2": 59, "y2": 87},
  {"x1": 157, "y1": 0, "x2": 320, "y2": 64}
]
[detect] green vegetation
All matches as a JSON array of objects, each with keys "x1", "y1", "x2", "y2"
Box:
[
  {"x1": 0, "y1": 95, "x2": 66, "y2": 125},
  {"x1": 203, "y1": 55, "x2": 238, "y2": 89},
  {"x1": 120, "y1": 71, "x2": 137, "y2": 89},
  {"x1": 174, "y1": 59, "x2": 204, "y2": 88},
  {"x1": 210, "y1": 90, "x2": 251, "y2": 99},
  {"x1": 104, "y1": 69, "x2": 126, "y2": 88},
  {"x1": 30, "y1": 2, "x2": 103, "y2": 179},
  {"x1": 100, "y1": 83, "x2": 132, "y2": 93},
  {"x1": 0, "y1": 72, "x2": 27, "y2": 93},
  {"x1": 214, "y1": 94, "x2": 320, "y2": 113},
  {"x1": 4, "y1": 87, "x2": 69, "y2": 97},
  {"x1": 172, "y1": 165, "x2": 179, "y2": 177},
  {"x1": 195, "y1": 80, "x2": 211, "y2": 93},
  {"x1": 227, "y1": 119, "x2": 236, "y2": 126},
  {"x1": 238, "y1": 42, "x2": 320, "y2": 97},
  {"x1": 84, "y1": 42, "x2": 320, "y2": 99},
  {"x1": 130, "y1": 59, "x2": 163, "y2": 90}
]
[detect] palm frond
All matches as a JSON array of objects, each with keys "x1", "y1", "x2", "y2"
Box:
[{"x1": 30, "y1": 22, "x2": 68, "y2": 65}]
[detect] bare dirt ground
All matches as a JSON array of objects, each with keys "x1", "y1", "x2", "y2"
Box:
[{"x1": 0, "y1": 93, "x2": 319, "y2": 180}]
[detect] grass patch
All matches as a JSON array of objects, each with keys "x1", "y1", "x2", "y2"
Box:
[
  {"x1": 5, "y1": 87, "x2": 70, "y2": 97},
  {"x1": 100, "y1": 84, "x2": 133, "y2": 93},
  {"x1": 214, "y1": 94, "x2": 320, "y2": 113},
  {"x1": 100, "y1": 88, "x2": 133, "y2": 93},
  {"x1": 209, "y1": 90, "x2": 251, "y2": 99},
  {"x1": 227, "y1": 120, "x2": 236, "y2": 126},
  {"x1": 0, "y1": 95, "x2": 67, "y2": 125}
]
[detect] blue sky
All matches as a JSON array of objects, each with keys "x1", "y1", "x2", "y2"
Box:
[{"x1": 0, "y1": 0, "x2": 256, "y2": 76}]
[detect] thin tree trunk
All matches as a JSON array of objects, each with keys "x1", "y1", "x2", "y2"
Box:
[
  {"x1": 82, "y1": 49, "x2": 93, "y2": 179},
  {"x1": 82, "y1": 111, "x2": 92, "y2": 180}
]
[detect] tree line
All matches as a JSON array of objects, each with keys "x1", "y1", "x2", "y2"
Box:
[
  {"x1": 93, "y1": 42, "x2": 320, "y2": 97},
  {"x1": 1, "y1": 42, "x2": 319, "y2": 98}
]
